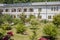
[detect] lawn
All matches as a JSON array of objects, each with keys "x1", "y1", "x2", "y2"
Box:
[{"x1": 9, "y1": 23, "x2": 45, "y2": 40}]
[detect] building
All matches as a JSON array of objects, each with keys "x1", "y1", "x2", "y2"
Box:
[{"x1": 0, "y1": 2, "x2": 60, "y2": 20}]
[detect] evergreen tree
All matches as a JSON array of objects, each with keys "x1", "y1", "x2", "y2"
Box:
[{"x1": 4, "y1": 0, "x2": 13, "y2": 4}]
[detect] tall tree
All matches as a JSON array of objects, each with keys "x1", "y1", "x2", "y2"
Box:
[
  {"x1": 4, "y1": 0, "x2": 13, "y2": 4},
  {"x1": 0, "y1": 0, "x2": 4, "y2": 3}
]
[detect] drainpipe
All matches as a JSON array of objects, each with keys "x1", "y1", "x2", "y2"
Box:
[{"x1": 46, "y1": 0, "x2": 47, "y2": 20}]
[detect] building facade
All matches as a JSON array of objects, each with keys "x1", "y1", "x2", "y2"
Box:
[{"x1": 0, "y1": 2, "x2": 60, "y2": 20}]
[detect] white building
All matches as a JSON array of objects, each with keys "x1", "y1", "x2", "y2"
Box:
[{"x1": 0, "y1": 2, "x2": 60, "y2": 20}]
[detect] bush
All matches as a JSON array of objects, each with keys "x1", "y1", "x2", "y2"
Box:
[
  {"x1": 5, "y1": 26, "x2": 12, "y2": 30},
  {"x1": 43, "y1": 23, "x2": 57, "y2": 40},
  {"x1": 40, "y1": 19, "x2": 49, "y2": 23},
  {"x1": 20, "y1": 13, "x2": 27, "y2": 23},
  {"x1": 0, "y1": 29, "x2": 6, "y2": 40},
  {"x1": 29, "y1": 14, "x2": 36, "y2": 20},
  {"x1": 53, "y1": 14, "x2": 60, "y2": 27},
  {"x1": 13, "y1": 18, "x2": 23, "y2": 25},
  {"x1": 0, "y1": 33, "x2": 4, "y2": 40},
  {"x1": 16, "y1": 24, "x2": 26, "y2": 34},
  {"x1": 1, "y1": 23, "x2": 12, "y2": 30}
]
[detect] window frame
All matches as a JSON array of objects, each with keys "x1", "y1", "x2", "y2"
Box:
[
  {"x1": 5, "y1": 9, "x2": 9, "y2": 12},
  {"x1": 51, "y1": 6, "x2": 58, "y2": 11},
  {"x1": 38, "y1": 8, "x2": 42, "y2": 12},
  {"x1": 29, "y1": 8, "x2": 33, "y2": 12},
  {"x1": 23, "y1": 8, "x2": 27, "y2": 12},
  {"x1": 11, "y1": 9, "x2": 16, "y2": 12},
  {"x1": 17, "y1": 8, "x2": 21, "y2": 12},
  {"x1": 48, "y1": 15, "x2": 52, "y2": 19}
]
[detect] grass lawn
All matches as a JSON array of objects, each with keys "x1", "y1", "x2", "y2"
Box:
[{"x1": 8, "y1": 23, "x2": 45, "y2": 40}]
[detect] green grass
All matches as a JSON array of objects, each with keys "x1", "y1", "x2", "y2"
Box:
[
  {"x1": 9, "y1": 23, "x2": 45, "y2": 40},
  {"x1": 0, "y1": 22, "x2": 60, "y2": 40}
]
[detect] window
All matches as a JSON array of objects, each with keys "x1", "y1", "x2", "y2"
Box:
[
  {"x1": 38, "y1": 8, "x2": 42, "y2": 12},
  {"x1": 0, "y1": 9, "x2": 3, "y2": 12},
  {"x1": 12, "y1": 9, "x2": 16, "y2": 12},
  {"x1": 23, "y1": 8, "x2": 27, "y2": 12},
  {"x1": 29, "y1": 8, "x2": 33, "y2": 12},
  {"x1": 17, "y1": 8, "x2": 21, "y2": 12},
  {"x1": 48, "y1": 16, "x2": 51, "y2": 19},
  {"x1": 56, "y1": 7, "x2": 58, "y2": 11},
  {"x1": 51, "y1": 6, "x2": 58, "y2": 11},
  {"x1": 5, "y1": 9, "x2": 9, "y2": 12}
]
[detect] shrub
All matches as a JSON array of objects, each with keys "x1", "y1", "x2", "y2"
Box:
[
  {"x1": 19, "y1": 13, "x2": 27, "y2": 23},
  {"x1": 40, "y1": 19, "x2": 49, "y2": 24},
  {"x1": 16, "y1": 24, "x2": 26, "y2": 34},
  {"x1": 5, "y1": 26, "x2": 12, "y2": 30},
  {"x1": 1, "y1": 23, "x2": 12, "y2": 30},
  {"x1": 0, "y1": 33, "x2": 4, "y2": 40},
  {"x1": 30, "y1": 19, "x2": 39, "y2": 25},
  {"x1": 53, "y1": 14, "x2": 60, "y2": 27},
  {"x1": 13, "y1": 18, "x2": 23, "y2": 25},
  {"x1": 43, "y1": 23, "x2": 57, "y2": 40},
  {"x1": 0, "y1": 29, "x2": 6, "y2": 40},
  {"x1": 29, "y1": 14, "x2": 36, "y2": 21}
]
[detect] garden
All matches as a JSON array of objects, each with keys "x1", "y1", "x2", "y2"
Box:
[{"x1": 0, "y1": 13, "x2": 60, "y2": 40}]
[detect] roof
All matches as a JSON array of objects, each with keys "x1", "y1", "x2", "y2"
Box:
[{"x1": 0, "y1": 2, "x2": 60, "y2": 7}]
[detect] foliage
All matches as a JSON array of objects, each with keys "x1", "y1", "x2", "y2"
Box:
[
  {"x1": 40, "y1": 19, "x2": 49, "y2": 24},
  {"x1": 53, "y1": 14, "x2": 60, "y2": 27},
  {"x1": 29, "y1": 19, "x2": 39, "y2": 40},
  {"x1": 43, "y1": 23, "x2": 57, "y2": 37},
  {"x1": 20, "y1": 13, "x2": 27, "y2": 23},
  {"x1": 30, "y1": 31, "x2": 37, "y2": 40},
  {"x1": 30, "y1": 19, "x2": 39, "y2": 25},
  {"x1": 24, "y1": 14, "x2": 36, "y2": 23},
  {"x1": 29, "y1": 14, "x2": 36, "y2": 20},
  {"x1": 0, "y1": 14, "x2": 13, "y2": 25},
  {"x1": 0, "y1": 14, "x2": 14, "y2": 26},
  {"x1": 0, "y1": 29, "x2": 6, "y2": 40},
  {"x1": 1, "y1": 22, "x2": 12, "y2": 30},
  {"x1": 3, "y1": 14, "x2": 13, "y2": 23},
  {"x1": 0, "y1": 17, "x2": 4, "y2": 25},
  {"x1": 13, "y1": 18, "x2": 23, "y2": 25},
  {"x1": 0, "y1": 33, "x2": 3, "y2": 40},
  {"x1": 4, "y1": 0, "x2": 13, "y2": 4},
  {"x1": 0, "y1": 0, "x2": 60, "y2": 4},
  {"x1": 16, "y1": 24, "x2": 26, "y2": 34}
]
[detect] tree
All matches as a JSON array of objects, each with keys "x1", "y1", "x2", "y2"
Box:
[
  {"x1": 0, "y1": 0, "x2": 4, "y2": 3},
  {"x1": 53, "y1": 14, "x2": 60, "y2": 27},
  {"x1": 43, "y1": 23, "x2": 57, "y2": 40},
  {"x1": 4, "y1": 0, "x2": 13, "y2": 4},
  {"x1": 0, "y1": 0, "x2": 60, "y2": 3}
]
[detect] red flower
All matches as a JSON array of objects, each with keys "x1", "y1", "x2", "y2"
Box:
[
  {"x1": 7, "y1": 31, "x2": 14, "y2": 36},
  {"x1": 39, "y1": 37, "x2": 49, "y2": 40}
]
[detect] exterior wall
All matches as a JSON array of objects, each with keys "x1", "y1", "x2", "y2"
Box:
[{"x1": 0, "y1": 4, "x2": 60, "y2": 21}]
